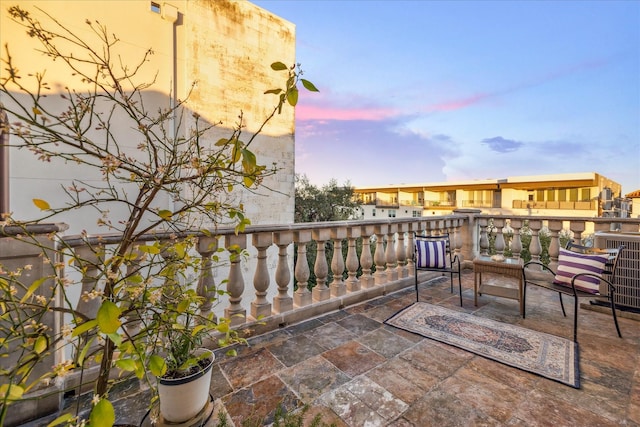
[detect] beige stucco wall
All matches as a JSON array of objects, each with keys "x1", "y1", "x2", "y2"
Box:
[{"x1": 0, "y1": 0, "x2": 295, "y2": 233}]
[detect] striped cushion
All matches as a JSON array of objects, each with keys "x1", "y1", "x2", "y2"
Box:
[
  {"x1": 416, "y1": 239, "x2": 447, "y2": 269},
  {"x1": 553, "y1": 247, "x2": 608, "y2": 294}
]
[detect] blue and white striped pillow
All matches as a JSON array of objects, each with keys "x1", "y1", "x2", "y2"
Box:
[
  {"x1": 416, "y1": 240, "x2": 447, "y2": 269},
  {"x1": 553, "y1": 247, "x2": 608, "y2": 294}
]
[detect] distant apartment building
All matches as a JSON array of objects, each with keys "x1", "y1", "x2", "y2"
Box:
[{"x1": 354, "y1": 172, "x2": 630, "y2": 219}]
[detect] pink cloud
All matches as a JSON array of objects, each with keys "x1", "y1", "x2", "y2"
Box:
[
  {"x1": 296, "y1": 104, "x2": 399, "y2": 121},
  {"x1": 427, "y1": 93, "x2": 490, "y2": 112}
]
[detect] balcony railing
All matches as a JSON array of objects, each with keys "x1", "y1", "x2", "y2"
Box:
[
  {"x1": 2, "y1": 211, "x2": 640, "y2": 425},
  {"x1": 512, "y1": 200, "x2": 597, "y2": 210}
]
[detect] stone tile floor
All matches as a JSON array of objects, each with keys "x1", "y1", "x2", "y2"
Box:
[{"x1": 25, "y1": 271, "x2": 640, "y2": 426}]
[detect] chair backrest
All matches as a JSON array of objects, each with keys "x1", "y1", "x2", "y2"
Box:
[
  {"x1": 566, "y1": 242, "x2": 624, "y2": 280},
  {"x1": 556, "y1": 242, "x2": 625, "y2": 293},
  {"x1": 414, "y1": 233, "x2": 452, "y2": 269}
]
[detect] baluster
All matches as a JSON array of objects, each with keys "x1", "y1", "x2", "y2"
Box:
[
  {"x1": 359, "y1": 225, "x2": 375, "y2": 288},
  {"x1": 330, "y1": 227, "x2": 347, "y2": 297},
  {"x1": 345, "y1": 227, "x2": 361, "y2": 292},
  {"x1": 396, "y1": 223, "x2": 407, "y2": 279},
  {"x1": 569, "y1": 221, "x2": 585, "y2": 245},
  {"x1": 493, "y1": 218, "x2": 505, "y2": 255},
  {"x1": 528, "y1": 220, "x2": 543, "y2": 264},
  {"x1": 272, "y1": 232, "x2": 293, "y2": 313},
  {"x1": 385, "y1": 224, "x2": 398, "y2": 282},
  {"x1": 547, "y1": 220, "x2": 563, "y2": 271},
  {"x1": 452, "y1": 219, "x2": 464, "y2": 262},
  {"x1": 293, "y1": 231, "x2": 312, "y2": 307},
  {"x1": 509, "y1": 218, "x2": 523, "y2": 259},
  {"x1": 312, "y1": 229, "x2": 330, "y2": 301},
  {"x1": 478, "y1": 217, "x2": 490, "y2": 256},
  {"x1": 224, "y1": 234, "x2": 247, "y2": 325},
  {"x1": 251, "y1": 233, "x2": 272, "y2": 319},
  {"x1": 196, "y1": 237, "x2": 218, "y2": 323},
  {"x1": 373, "y1": 225, "x2": 388, "y2": 285},
  {"x1": 406, "y1": 223, "x2": 417, "y2": 276}
]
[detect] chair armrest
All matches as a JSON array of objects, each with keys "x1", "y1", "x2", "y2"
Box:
[{"x1": 571, "y1": 272, "x2": 616, "y2": 293}]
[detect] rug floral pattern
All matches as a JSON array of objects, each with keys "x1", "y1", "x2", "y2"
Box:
[{"x1": 385, "y1": 302, "x2": 580, "y2": 388}]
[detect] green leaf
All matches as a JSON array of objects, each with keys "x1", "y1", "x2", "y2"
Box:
[
  {"x1": 241, "y1": 149, "x2": 257, "y2": 174},
  {"x1": 0, "y1": 383, "x2": 24, "y2": 401},
  {"x1": 191, "y1": 324, "x2": 207, "y2": 336},
  {"x1": 76, "y1": 336, "x2": 96, "y2": 367},
  {"x1": 214, "y1": 138, "x2": 229, "y2": 146},
  {"x1": 97, "y1": 301, "x2": 122, "y2": 334},
  {"x1": 90, "y1": 398, "x2": 115, "y2": 427},
  {"x1": 46, "y1": 413, "x2": 74, "y2": 427},
  {"x1": 106, "y1": 332, "x2": 122, "y2": 347},
  {"x1": 264, "y1": 88, "x2": 282, "y2": 95},
  {"x1": 176, "y1": 298, "x2": 190, "y2": 313},
  {"x1": 287, "y1": 87, "x2": 299, "y2": 106},
  {"x1": 34, "y1": 335, "x2": 47, "y2": 354},
  {"x1": 301, "y1": 79, "x2": 319, "y2": 92},
  {"x1": 270, "y1": 61, "x2": 287, "y2": 71},
  {"x1": 115, "y1": 358, "x2": 137, "y2": 372},
  {"x1": 149, "y1": 354, "x2": 167, "y2": 377},
  {"x1": 32, "y1": 199, "x2": 50, "y2": 210},
  {"x1": 138, "y1": 244, "x2": 161, "y2": 255},
  {"x1": 72, "y1": 319, "x2": 98, "y2": 337},
  {"x1": 243, "y1": 176, "x2": 255, "y2": 187},
  {"x1": 20, "y1": 277, "x2": 48, "y2": 303},
  {"x1": 158, "y1": 209, "x2": 172, "y2": 220}
]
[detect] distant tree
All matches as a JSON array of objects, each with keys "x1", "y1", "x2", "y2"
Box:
[{"x1": 294, "y1": 174, "x2": 359, "y2": 223}]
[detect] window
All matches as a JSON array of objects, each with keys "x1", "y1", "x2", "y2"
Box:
[
  {"x1": 150, "y1": 2, "x2": 161, "y2": 13},
  {"x1": 388, "y1": 210, "x2": 396, "y2": 218},
  {"x1": 372, "y1": 209, "x2": 376, "y2": 217},
  {"x1": 546, "y1": 189, "x2": 555, "y2": 201},
  {"x1": 581, "y1": 188, "x2": 591, "y2": 201},
  {"x1": 558, "y1": 189, "x2": 566, "y2": 202},
  {"x1": 412, "y1": 210, "x2": 421, "y2": 217},
  {"x1": 569, "y1": 188, "x2": 579, "y2": 201}
]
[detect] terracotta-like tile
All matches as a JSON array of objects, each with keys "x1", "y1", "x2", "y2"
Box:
[
  {"x1": 366, "y1": 359, "x2": 439, "y2": 404},
  {"x1": 307, "y1": 322, "x2": 357, "y2": 350},
  {"x1": 322, "y1": 341, "x2": 386, "y2": 377},
  {"x1": 267, "y1": 334, "x2": 327, "y2": 367},
  {"x1": 357, "y1": 327, "x2": 415, "y2": 359},
  {"x1": 277, "y1": 355, "x2": 351, "y2": 402},
  {"x1": 343, "y1": 376, "x2": 408, "y2": 421},
  {"x1": 513, "y1": 387, "x2": 621, "y2": 426},
  {"x1": 219, "y1": 347, "x2": 284, "y2": 389},
  {"x1": 222, "y1": 375, "x2": 301, "y2": 426},
  {"x1": 336, "y1": 313, "x2": 383, "y2": 335}
]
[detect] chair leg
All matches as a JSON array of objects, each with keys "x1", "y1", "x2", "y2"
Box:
[
  {"x1": 415, "y1": 270, "x2": 419, "y2": 302},
  {"x1": 457, "y1": 271, "x2": 463, "y2": 307},
  {"x1": 523, "y1": 283, "x2": 527, "y2": 319},
  {"x1": 449, "y1": 271, "x2": 454, "y2": 293},
  {"x1": 558, "y1": 293, "x2": 567, "y2": 317},
  {"x1": 610, "y1": 291, "x2": 622, "y2": 338},
  {"x1": 573, "y1": 295, "x2": 578, "y2": 342}
]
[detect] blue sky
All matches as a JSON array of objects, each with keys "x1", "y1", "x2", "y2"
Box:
[{"x1": 253, "y1": 1, "x2": 640, "y2": 195}]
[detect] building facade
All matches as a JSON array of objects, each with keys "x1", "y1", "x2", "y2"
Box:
[
  {"x1": 355, "y1": 172, "x2": 627, "y2": 219},
  {"x1": 0, "y1": 0, "x2": 296, "y2": 233}
]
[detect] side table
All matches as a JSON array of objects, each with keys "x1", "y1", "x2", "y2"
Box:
[{"x1": 473, "y1": 256, "x2": 525, "y2": 316}]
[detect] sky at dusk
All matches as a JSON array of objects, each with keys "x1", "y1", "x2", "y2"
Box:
[{"x1": 253, "y1": 0, "x2": 640, "y2": 195}]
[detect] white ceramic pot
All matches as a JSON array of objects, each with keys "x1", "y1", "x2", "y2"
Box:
[{"x1": 157, "y1": 348, "x2": 215, "y2": 423}]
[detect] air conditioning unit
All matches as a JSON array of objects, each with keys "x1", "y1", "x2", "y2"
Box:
[{"x1": 594, "y1": 232, "x2": 640, "y2": 311}]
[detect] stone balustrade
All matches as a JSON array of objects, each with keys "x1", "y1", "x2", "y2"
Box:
[{"x1": 2, "y1": 212, "x2": 640, "y2": 424}]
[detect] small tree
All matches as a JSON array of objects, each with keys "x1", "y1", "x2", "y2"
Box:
[
  {"x1": 294, "y1": 174, "x2": 358, "y2": 223},
  {"x1": 0, "y1": 5, "x2": 317, "y2": 425}
]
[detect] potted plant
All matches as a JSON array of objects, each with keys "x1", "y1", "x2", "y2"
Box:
[{"x1": 0, "y1": 5, "x2": 317, "y2": 426}]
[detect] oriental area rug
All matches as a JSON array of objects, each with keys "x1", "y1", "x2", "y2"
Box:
[{"x1": 385, "y1": 302, "x2": 580, "y2": 388}]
